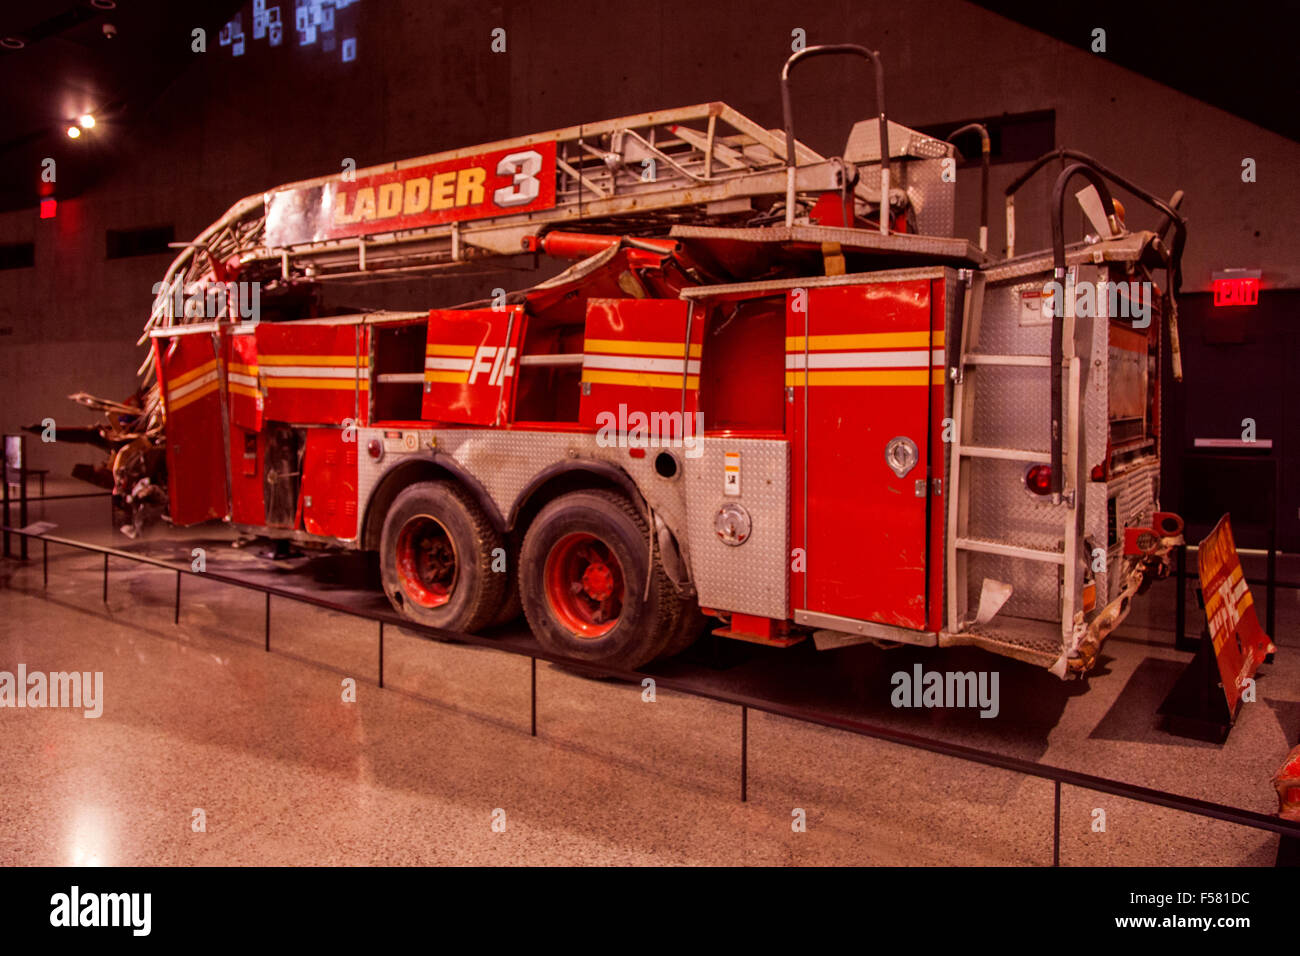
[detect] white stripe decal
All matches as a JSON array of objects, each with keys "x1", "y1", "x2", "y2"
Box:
[
  {"x1": 784, "y1": 349, "x2": 944, "y2": 370},
  {"x1": 424, "y1": 357, "x2": 474, "y2": 372},
  {"x1": 583, "y1": 355, "x2": 701, "y2": 374},
  {"x1": 168, "y1": 369, "x2": 219, "y2": 401},
  {"x1": 228, "y1": 372, "x2": 258, "y2": 388},
  {"x1": 260, "y1": 366, "x2": 358, "y2": 378}
]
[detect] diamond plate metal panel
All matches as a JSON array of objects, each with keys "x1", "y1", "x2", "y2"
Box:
[
  {"x1": 967, "y1": 366, "x2": 1052, "y2": 452},
  {"x1": 967, "y1": 458, "x2": 1067, "y2": 551},
  {"x1": 356, "y1": 427, "x2": 693, "y2": 567},
  {"x1": 965, "y1": 552, "x2": 1062, "y2": 623},
  {"x1": 684, "y1": 438, "x2": 789, "y2": 620}
]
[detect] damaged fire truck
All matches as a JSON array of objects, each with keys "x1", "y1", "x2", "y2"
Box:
[{"x1": 134, "y1": 44, "x2": 1189, "y2": 677}]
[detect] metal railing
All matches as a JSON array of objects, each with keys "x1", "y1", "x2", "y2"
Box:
[{"x1": 3, "y1": 523, "x2": 1297, "y2": 866}]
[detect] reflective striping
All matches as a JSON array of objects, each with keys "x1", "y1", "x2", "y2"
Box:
[
  {"x1": 227, "y1": 372, "x2": 258, "y2": 388},
  {"x1": 262, "y1": 366, "x2": 358, "y2": 378},
  {"x1": 266, "y1": 378, "x2": 369, "y2": 390},
  {"x1": 167, "y1": 368, "x2": 219, "y2": 403},
  {"x1": 785, "y1": 331, "x2": 943, "y2": 351},
  {"x1": 426, "y1": 343, "x2": 478, "y2": 357},
  {"x1": 583, "y1": 369, "x2": 700, "y2": 390},
  {"x1": 785, "y1": 368, "x2": 944, "y2": 387},
  {"x1": 167, "y1": 359, "x2": 218, "y2": 389},
  {"x1": 259, "y1": 354, "x2": 368, "y2": 366},
  {"x1": 228, "y1": 362, "x2": 259, "y2": 376},
  {"x1": 228, "y1": 383, "x2": 261, "y2": 400},
  {"x1": 583, "y1": 354, "x2": 701, "y2": 375},
  {"x1": 168, "y1": 378, "x2": 220, "y2": 412},
  {"x1": 424, "y1": 357, "x2": 474, "y2": 371},
  {"x1": 584, "y1": 338, "x2": 702, "y2": 358},
  {"x1": 424, "y1": 370, "x2": 469, "y2": 383},
  {"x1": 785, "y1": 349, "x2": 943, "y2": 370}
]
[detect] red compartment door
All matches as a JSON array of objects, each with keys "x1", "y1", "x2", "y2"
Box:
[
  {"x1": 578, "y1": 298, "x2": 701, "y2": 433},
  {"x1": 789, "y1": 281, "x2": 940, "y2": 630},
  {"x1": 156, "y1": 332, "x2": 228, "y2": 526},
  {"x1": 422, "y1": 307, "x2": 523, "y2": 425},
  {"x1": 257, "y1": 322, "x2": 366, "y2": 426}
]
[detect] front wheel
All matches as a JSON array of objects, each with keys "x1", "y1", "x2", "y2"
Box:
[{"x1": 519, "y1": 490, "x2": 677, "y2": 670}]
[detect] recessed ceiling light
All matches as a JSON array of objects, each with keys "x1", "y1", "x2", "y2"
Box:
[
  {"x1": 0, "y1": 36, "x2": 24, "y2": 50},
  {"x1": 67, "y1": 126, "x2": 81, "y2": 139},
  {"x1": 79, "y1": 114, "x2": 96, "y2": 129}
]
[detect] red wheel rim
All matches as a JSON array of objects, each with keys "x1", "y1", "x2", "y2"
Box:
[
  {"x1": 395, "y1": 514, "x2": 457, "y2": 608},
  {"x1": 544, "y1": 532, "x2": 624, "y2": 639}
]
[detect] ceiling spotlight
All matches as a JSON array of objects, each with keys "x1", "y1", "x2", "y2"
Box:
[
  {"x1": 67, "y1": 126, "x2": 81, "y2": 139},
  {"x1": 102, "y1": 23, "x2": 117, "y2": 39},
  {"x1": 79, "y1": 114, "x2": 95, "y2": 129}
]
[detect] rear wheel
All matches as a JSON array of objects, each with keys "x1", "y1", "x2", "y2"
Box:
[
  {"x1": 520, "y1": 490, "x2": 676, "y2": 670},
  {"x1": 379, "y1": 481, "x2": 507, "y2": 633}
]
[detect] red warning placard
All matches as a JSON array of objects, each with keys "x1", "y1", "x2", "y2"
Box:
[{"x1": 1198, "y1": 514, "x2": 1275, "y2": 710}]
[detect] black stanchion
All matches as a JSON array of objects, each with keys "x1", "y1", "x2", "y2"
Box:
[
  {"x1": 174, "y1": 570, "x2": 181, "y2": 624},
  {"x1": 740, "y1": 705, "x2": 748, "y2": 803},
  {"x1": 530, "y1": 657, "x2": 537, "y2": 737},
  {"x1": 378, "y1": 620, "x2": 385, "y2": 689},
  {"x1": 1054, "y1": 779, "x2": 1062, "y2": 866}
]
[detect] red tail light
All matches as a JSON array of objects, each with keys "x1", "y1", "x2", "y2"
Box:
[{"x1": 1024, "y1": 464, "x2": 1053, "y2": 496}]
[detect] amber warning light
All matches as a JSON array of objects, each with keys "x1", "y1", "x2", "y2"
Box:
[{"x1": 1212, "y1": 269, "x2": 1261, "y2": 307}]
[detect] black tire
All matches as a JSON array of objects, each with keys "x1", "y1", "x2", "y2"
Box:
[
  {"x1": 488, "y1": 533, "x2": 523, "y2": 628},
  {"x1": 659, "y1": 599, "x2": 710, "y2": 659},
  {"x1": 519, "y1": 490, "x2": 676, "y2": 670},
  {"x1": 379, "y1": 480, "x2": 507, "y2": 634}
]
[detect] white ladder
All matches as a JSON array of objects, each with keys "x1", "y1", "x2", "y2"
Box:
[{"x1": 945, "y1": 268, "x2": 1084, "y2": 641}]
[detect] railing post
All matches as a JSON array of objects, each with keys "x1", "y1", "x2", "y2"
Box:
[
  {"x1": 1053, "y1": 779, "x2": 1061, "y2": 866},
  {"x1": 741, "y1": 705, "x2": 748, "y2": 803}
]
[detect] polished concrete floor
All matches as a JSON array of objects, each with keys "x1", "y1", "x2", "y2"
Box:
[{"x1": 0, "y1": 484, "x2": 1296, "y2": 865}]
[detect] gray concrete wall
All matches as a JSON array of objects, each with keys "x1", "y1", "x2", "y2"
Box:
[{"x1": 2, "y1": 0, "x2": 1295, "y2": 479}]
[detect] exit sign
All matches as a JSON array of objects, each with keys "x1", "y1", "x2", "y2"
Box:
[{"x1": 1212, "y1": 269, "x2": 1261, "y2": 307}]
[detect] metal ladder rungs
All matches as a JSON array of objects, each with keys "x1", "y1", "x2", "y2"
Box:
[
  {"x1": 963, "y1": 353, "x2": 1051, "y2": 367},
  {"x1": 954, "y1": 537, "x2": 1065, "y2": 564},
  {"x1": 957, "y1": 444, "x2": 1051, "y2": 462}
]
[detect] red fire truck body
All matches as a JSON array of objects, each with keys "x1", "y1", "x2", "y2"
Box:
[{"x1": 142, "y1": 47, "x2": 1187, "y2": 677}]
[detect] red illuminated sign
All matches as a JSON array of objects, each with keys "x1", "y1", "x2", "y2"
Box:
[
  {"x1": 1212, "y1": 276, "x2": 1259, "y2": 306},
  {"x1": 39, "y1": 198, "x2": 57, "y2": 219}
]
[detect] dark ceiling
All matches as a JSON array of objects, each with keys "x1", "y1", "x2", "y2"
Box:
[
  {"x1": 0, "y1": 0, "x2": 243, "y2": 214},
  {"x1": 0, "y1": 0, "x2": 1294, "y2": 216},
  {"x1": 972, "y1": 1, "x2": 1299, "y2": 144}
]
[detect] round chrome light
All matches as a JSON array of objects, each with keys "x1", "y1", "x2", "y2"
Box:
[
  {"x1": 884, "y1": 436, "x2": 918, "y2": 478},
  {"x1": 714, "y1": 503, "x2": 751, "y2": 547}
]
